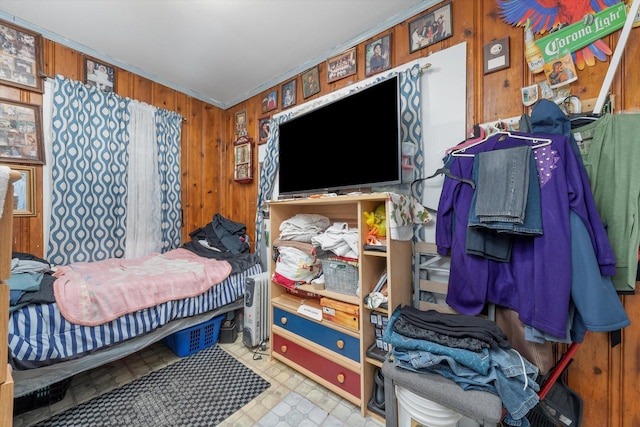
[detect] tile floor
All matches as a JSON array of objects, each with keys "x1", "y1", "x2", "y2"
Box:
[{"x1": 12, "y1": 332, "x2": 385, "y2": 427}]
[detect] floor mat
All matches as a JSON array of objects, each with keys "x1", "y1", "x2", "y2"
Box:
[
  {"x1": 33, "y1": 344, "x2": 271, "y2": 426},
  {"x1": 255, "y1": 391, "x2": 347, "y2": 426}
]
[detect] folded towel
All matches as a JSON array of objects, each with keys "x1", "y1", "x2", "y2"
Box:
[{"x1": 386, "y1": 193, "x2": 432, "y2": 240}]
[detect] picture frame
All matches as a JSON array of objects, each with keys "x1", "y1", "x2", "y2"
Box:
[
  {"x1": 262, "y1": 90, "x2": 278, "y2": 114},
  {"x1": 484, "y1": 37, "x2": 510, "y2": 74},
  {"x1": 301, "y1": 66, "x2": 320, "y2": 99},
  {"x1": 521, "y1": 84, "x2": 539, "y2": 107},
  {"x1": 0, "y1": 98, "x2": 45, "y2": 164},
  {"x1": 84, "y1": 57, "x2": 116, "y2": 92},
  {"x1": 365, "y1": 34, "x2": 392, "y2": 77},
  {"x1": 0, "y1": 19, "x2": 44, "y2": 93},
  {"x1": 235, "y1": 109, "x2": 247, "y2": 135},
  {"x1": 3, "y1": 164, "x2": 37, "y2": 217},
  {"x1": 327, "y1": 47, "x2": 357, "y2": 83},
  {"x1": 258, "y1": 117, "x2": 270, "y2": 145},
  {"x1": 233, "y1": 135, "x2": 253, "y2": 184},
  {"x1": 408, "y1": 1, "x2": 453, "y2": 54},
  {"x1": 281, "y1": 79, "x2": 297, "y2": 109}
]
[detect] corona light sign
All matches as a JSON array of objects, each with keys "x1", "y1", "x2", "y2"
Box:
[{"x1": 535, "y1": 2, "x2": 626, "y2": 62}]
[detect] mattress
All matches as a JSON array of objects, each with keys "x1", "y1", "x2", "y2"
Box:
[{"x1": 9, "y1": 263, "x2": 262, "y2": 371}]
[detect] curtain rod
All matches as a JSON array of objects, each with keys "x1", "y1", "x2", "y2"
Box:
[{"x1": 39, "y1": 72, "x2": 187, "y2": 122}]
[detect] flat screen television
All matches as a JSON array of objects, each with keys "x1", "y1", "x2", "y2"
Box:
[{"x1": 277, "y1": 75, "x2": 401, "y2": 196}]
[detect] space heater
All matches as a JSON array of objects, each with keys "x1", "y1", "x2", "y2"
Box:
[{"x1": 243, "y1": 272, "x2": 270, "y2": 348}]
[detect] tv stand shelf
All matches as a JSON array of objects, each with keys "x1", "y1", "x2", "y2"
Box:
[{"x1": 268, "y1": 193, "x2": 412, "y2": 421}]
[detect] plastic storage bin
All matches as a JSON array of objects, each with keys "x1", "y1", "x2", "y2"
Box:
[
  {"x1": 219, "y1": 319, "x2": 237, "y2": 344},
  {"x1": 396, "y1": 385, "x2": 462, "y2": 427},
  {"x1": 321, "y1": 259, "x2": 359, "y2": 295},
  {"x1": 13, "y1": 377, "x2": 72, "y2": 415},
  {"x1": 163, "y1": 313, "x2": 225, "y2": 357}
]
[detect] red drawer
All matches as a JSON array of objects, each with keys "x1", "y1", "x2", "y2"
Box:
[{"x1": 273, "y1": 333, "x2": 361, "y2": 399}]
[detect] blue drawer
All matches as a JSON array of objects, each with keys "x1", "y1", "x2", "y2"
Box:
[{"x1": 273, "y1": 306, "x2": 360, "y2": 362}]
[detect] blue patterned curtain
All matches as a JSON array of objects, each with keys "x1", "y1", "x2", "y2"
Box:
[
  {"x1": 155, "y1": 108, "x2": 183, "y2": 251},
  {"x1": 254, "y1": 63, "x2": 423, "y2": 263},
  {"x1": 48, "y1": 76, "x2": 182, "y2": 265}
]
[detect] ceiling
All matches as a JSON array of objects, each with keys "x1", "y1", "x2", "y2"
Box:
[{"x1": 0, "y1": 0, "x2": 438, "y2": 109}]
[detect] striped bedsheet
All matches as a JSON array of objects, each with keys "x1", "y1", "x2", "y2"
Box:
[{"x1": 8, "y1": 263, "x2": 262, "y2": 369}]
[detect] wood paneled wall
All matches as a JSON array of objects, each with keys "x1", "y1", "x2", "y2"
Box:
[{"x1": 2, "y1": 1, "x2": 638, "y2": 425}]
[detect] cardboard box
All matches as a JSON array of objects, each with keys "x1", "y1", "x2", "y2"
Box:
[{"x1": 320, "y1": 297, "x2": 359, "y2": 331}]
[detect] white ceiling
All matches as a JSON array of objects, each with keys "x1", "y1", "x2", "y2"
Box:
[{"x1": 0, "y1": 0, "x2": 438, "y2": 109}]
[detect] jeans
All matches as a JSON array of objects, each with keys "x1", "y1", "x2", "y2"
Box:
[
  {"x1": 474, "y1": 145, "x2": 530, "y2": 224},
  {"x1": 385, "y1": 306, "x2": 540, "y2": 422},
  {"x1": 392, "y1": 347, "x2": 495, "y2": 392},
  {"x1": 391, "y1": 345, "x2": 539, "y2": 421},
  {"x1": 383, "y1": 306, "x2": 492, "y2": 375},
  {"x1": 468, "y1": 146, "x2": 543, "y2": 235}
]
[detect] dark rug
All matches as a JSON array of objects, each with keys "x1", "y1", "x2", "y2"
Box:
[{"x1": 35, "y1": 345, "x2": 271, "y2": 426}]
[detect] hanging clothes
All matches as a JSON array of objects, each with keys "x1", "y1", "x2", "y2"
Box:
[
  {"x1": 572, "y1": 113, "x2": 640, "y2": 293},
  {"x1": 436, "y1": 132, "x2": 615, "y2": 339}
]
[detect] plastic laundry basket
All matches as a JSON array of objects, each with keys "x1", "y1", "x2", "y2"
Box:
[{"x1": 396, "y1": 385, "x2": 462, "y2": 427}]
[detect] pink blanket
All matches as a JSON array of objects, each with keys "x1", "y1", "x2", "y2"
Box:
[{"x1": 53, "y1": 248, "x2": 232, "y2": 326}]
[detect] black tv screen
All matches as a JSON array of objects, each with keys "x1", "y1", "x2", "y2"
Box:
[{"x1": 277, "y1": 75, "x2": 401, "y2": 196}]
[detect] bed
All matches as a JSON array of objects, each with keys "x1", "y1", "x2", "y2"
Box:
[{"x1": 8, "y1": 237, "x2": 262, "y2": 398}]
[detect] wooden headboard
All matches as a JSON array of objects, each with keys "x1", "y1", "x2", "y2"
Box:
[
  {"x1": 0, "y1": 167, "x2": 19, "y2": 424},
  {"x1": 1, "y1": 168, "x2": 21, "y2": 281}
]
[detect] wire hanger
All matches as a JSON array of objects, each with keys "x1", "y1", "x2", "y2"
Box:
[
  {"x1": 444, "y1": 124, "x2": 485, "y2": 155},
  {"x1": 450, "y1": 131, "x2": 552, "y2": 158},
  {"x1": 419, "y1": 165, "x2": 476, "y2": 189}
]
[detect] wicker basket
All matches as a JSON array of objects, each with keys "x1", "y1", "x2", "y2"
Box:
[{"x1": 321, "y1": 259, "x2": 359, "y2": 295}]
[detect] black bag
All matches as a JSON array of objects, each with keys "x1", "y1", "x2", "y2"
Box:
[{"x1": 189, "y1": 213, "x2": 250, "y2": 254}]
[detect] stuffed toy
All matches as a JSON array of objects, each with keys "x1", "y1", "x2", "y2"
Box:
[{"x1": 364, "y1": 204, "x2": 386, "y2": 245}]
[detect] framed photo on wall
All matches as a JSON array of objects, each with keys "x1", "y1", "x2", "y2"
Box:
[
  {"x1": 258, "y1": 117, "x2": 270, "y2": 145},
  {"x1": 262, "y1": 90, "x2": 278, "y2": 114},
  {"x1": 281, "y1": 79, "x2": 297, "y2": 109},
  {"x1": 327, "y1": 48, "x2": 356, "y2": 83},
  {"x1": 301, "y1": 66, "x2": 320, "y2": 99},
  {"x1": 408, "y1": 1, "x2": 453, "y2": 54},
  {"x1": 0, "y1": 98, "x2": 45, "y2": 164},
  {"x1": 0, "y1": 19, "x2": 44, "y2": 93},
  {"x1": 235, "y1": 109, "x2": 247, "y2": 135},
  {"x1": 365, "y1": 34, "x2": 391, "y2": 77},
  {"x1": 85, "y1": 57, "x2": 116, "y2": 92},
  {"x1": 3, "y1": 164, "x2": 37, "y2": 217}
]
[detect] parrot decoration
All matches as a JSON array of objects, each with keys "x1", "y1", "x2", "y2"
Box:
[{"x1": 497, "y1": 0, "x2": 623, "y2": 69}]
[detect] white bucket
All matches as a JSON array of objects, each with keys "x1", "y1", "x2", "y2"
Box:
[{"x1": 396, "y1": 385, "x2": 462, "y2": 427}]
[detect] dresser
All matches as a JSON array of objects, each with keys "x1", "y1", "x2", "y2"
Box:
[{"x1": 268, "y1": 194, "x2": 413, "y2": 421}]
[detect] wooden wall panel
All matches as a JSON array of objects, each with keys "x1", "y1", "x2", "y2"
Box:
[
  {"x1": 618, "y1": 27, "x2": 640, "y2": 112},
  {"x1": 621, "y1": 296, "x2": 640, "y2": 427},
  {"x1": 200, "y1": 103, "x2": 222, "y2": 227},
  {"x1": 3, "y1": 2, "x2": 639, "y2": 425},
  {"x1": 181, "y1": 98, "x2": 206, "y2": 239}
]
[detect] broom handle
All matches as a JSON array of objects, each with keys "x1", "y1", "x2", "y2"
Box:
[
  {"x1": 593, "y1": 0, "x2": 640, "y2": 114},
  {"x1": 538, "y1": 336, "x2": 585, "y2": 401}
]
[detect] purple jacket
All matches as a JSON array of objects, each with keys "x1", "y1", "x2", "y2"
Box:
[{"x1": 436, "y1": 132, "x2": 615, "y2": 339}]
